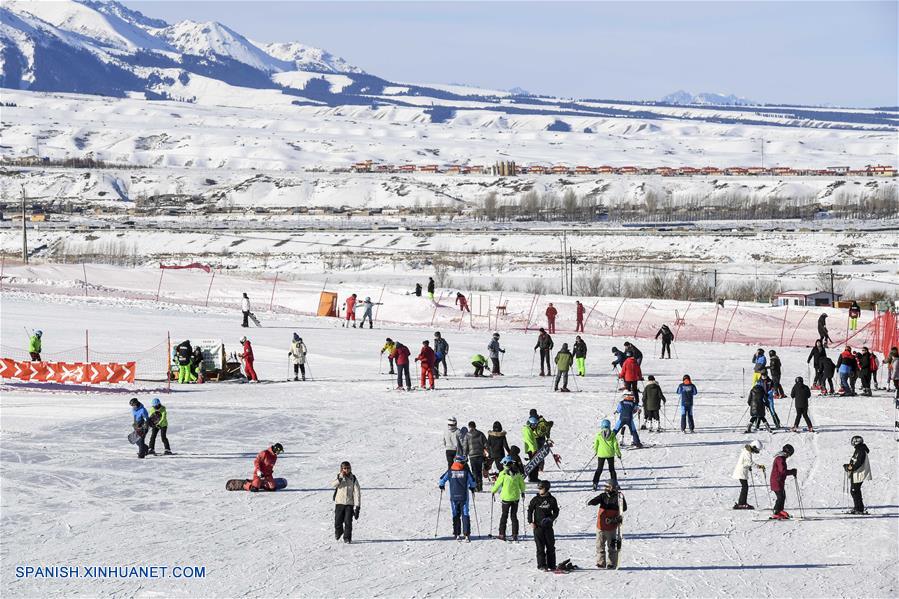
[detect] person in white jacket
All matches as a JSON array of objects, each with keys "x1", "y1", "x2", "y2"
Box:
[
  {"x1": 732, "y1": 440, "x2": 766, "y2": 509},
  {"x1": 241, "y1": 292, "x2": 251, "y2": 328},
  {"x1": 289, "y1": 333, "x2": 307, "y2": 381},
  {"x1": 331, "y1": 461, "x2": 362, "y2": 543},
  {"x1": 444, "y1": 417, "x2": 464, "y2": 468},
  {"x1": 843, "y1": 436, "x2": 872, "y2": 514}
]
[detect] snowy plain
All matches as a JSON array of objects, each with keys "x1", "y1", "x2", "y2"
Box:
[{"x1": 1, "y1": 288, "x2": 896, "y2": 598}]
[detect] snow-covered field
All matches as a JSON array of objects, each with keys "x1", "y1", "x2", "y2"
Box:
[{"x1": 1, "y1": 289, "x2": 896, "y2": 597}]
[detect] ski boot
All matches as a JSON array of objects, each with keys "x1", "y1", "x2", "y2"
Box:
[
  {"x1": 147, "y1": 449, "x2": 157, "y2": 456},
  {"x1": 790, "y1": 427, "x2": 798, "y2": 432},
  {"x1": 164, "y1": 449, "x2": 173, "y2": 455},
  {"x1": 464, "y1": 535, "x2": 471, "y2": 543},
  {"x1": 733, "y1": 503, "x2": 755, "y2": 510},
  {"x1": 597, "y1": 558, "x2": 606, "y2": 569},
  {"x1": 294, "y1": 376, "x2": 299, "y2": 381},
  {"x1": 640, "y1": 423, "x2": 647, "y2": 431},
  {"x1": 496, "y1": 534, "x2": 505, "y2": 541},
  {"x1": 807, "y1": 426, "x2": 814, "y2": 432},
  {"x1": 592, "y1": 483, "x2": 598, "y2": 491},
  {"x1": 512, "y1": 535, "x2": 519, "y2": 542}
]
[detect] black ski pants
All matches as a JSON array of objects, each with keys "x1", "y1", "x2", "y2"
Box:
[
  {"x1": 773, "y1": 489, "x2": 787, "y2": 514},
  {"x1": 491, "y1": 357, "x2": 501, "y2": 375},
  {"x1": 499, "y1": 500, "x2": 519, "y2": 536},
  {"x1": 746, "y1": 415, "x2": 770, "y2": 432},
  {"x1": 850, "y1": 481, "x2": 865, "y2": 512},
  {"x1": 771, "y1": 373, "x2": 784, "y2": 397},
  {"x1": 334, "y1": 504, "x2": 354, "y2": 541},
  {"x1": 242, "y1": 310, "x2": 249, "y2": 327},
  {"x1": 793, "y1": 408, "x2": 812, "y2": 429},
  {"x1": 293, "y1": 363, "x2": 306, "y2": 379},
  {"x1": 397, "y1": 363, "x2": 411, "y2": 389},
  {"x1": 813, "y1": 365, "x2": 824, "y2": 388},
  {"x1": 625, "y1": 380, "x2": 640, "y2": 403},
  {"x1": 534, "y1": 523, "x2": 556, "y2": 570},
  {"x1": 592, "y1": 457, "x2": 618, "y2": 486},
  {"x1": 487, "y1": 456, "x2": 503, "y2": 473},
  {"x1": 860, "y1": 371, "x2": 872, "y2": 393},
  {"x1": 149, "y1": 426, "x2": 170, "y2": 452},
  {"x1": 738, "y1": 479, "x2": 749, "y2": 505},
  {"x1": 539, "y1": 349, "x2": 551, "y2": 375},
  {"x1": 473, "y1": 362, "x2": 485, "y2": 377},
  {"x1": 470, "y1": 457, "x2": 485, "y2": 492},
  {"x1": 823, "y1": 375, "x2": 835, "y2": 394},
  {"x1": 661, "y1": 339, "x2": 671, "y2": 358},
  {"x1": 387, "y1": 356, "x2": 395, "y2": 374},
  {"x1": 435, "y1": 356, "x2": 448, "y2": 376},
  {"x1": 135, "y1": 427, "x2": 148, "y2": 458}
]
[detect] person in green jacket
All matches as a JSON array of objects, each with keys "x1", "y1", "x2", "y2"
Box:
[
  {"x1": 554, "y1": 343, "x2": 573, "y2": 392},
  {"x1": 592, "y1": 419, "x2": 621, "y2": 490},
  {"x1": 471, "y1": 354, "x2": 489, "y2": 377},
  {"x1": 522, "y1": 416, "x2": 540, "y2": 482},
  {"x1": 28, "y1": 330, "x2": 43, "y2": 361},
  {"x1": 491, "y1": 456, "x2": 526, "y2": 540},
  {"x1": 147, "y1": 398, "x2": 172, "y2": 455}
]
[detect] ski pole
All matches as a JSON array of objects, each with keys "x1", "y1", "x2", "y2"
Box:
[
  {"x1": 287, "y1": 355, "x2": 291, "y2": 381},
  {"x1": 786, "y1": 399, "x2": 794, "y2": 430},
  {"x1": 618, "y1": 453, "x2": 628, "y2": 478},
  {"x1": 573, "y1": 453, "x2": 595, "y2": 482},
  {"x1": 489, "y1": 494, "x2": 495, "y2": 538},
  {"x1": 434, "y1": 489, "x2": 444, "y2": 537},
  {"x1": 379, "y1": 353, "x2": 383, "y2": 375},
  {"x1": 448, "y1": 355, "x2": 456, "y2": 376},
  {"x1": 749, "y1": 468, "x2": 760, "y2": 509},
  {"x1": 742, "y1": 368, "x2": 746, "y2": 398},
  {"x1": 793, "y1": 477, "x2": 805, "y2": 519},
  {"x1": 571, "y1": 371, "x2": 580, "y2": 392},
  {"x1": 471, "y1": 492, "x2": 481, "y2": 536},
  {"x1": 530, "y1": 349, "x2": 536, "y2": 376},
  {"x1": 734, "y1": 405, "x2": 750, "y2": 431}
]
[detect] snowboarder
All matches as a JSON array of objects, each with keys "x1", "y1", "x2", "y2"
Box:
[
  {"x1": 491, "y1": 456, "x2": 526, "y2": 540},
  {"x1": 587, "y1": 481, "x2": 626, "y2": 569},
  {"x1": 575, "y1": 300, "x2": 585, "y2": 333},
  {"x1": 655, "y1": 324, "x2": 674, "y2": 359},
  {"x1": 415, "y1": 340, "x2": 436, "y2": 390},
  {"x1": 463, "y1": 421, "x2": 488, "y2": 492},
  {"x1": 344, "y1": 293, "x2": 358, "y2": 327},
  {"x1": 147, "y1": 398, "x2": 172, "y2": 455},
  {"x1": 381, "y1": 338, "x2": 396, "y2": 375},
  {"x1": 807, "y1": 340, "x2": 827, "y2": 391},
  {"x1": 837, "y1": 346, "x2": 856, "y2": 396},
  {"x1": 770, "y1": 444, "x2": 797, "y2": 519},
  {"x1": 28, "y1": 330, "x2": 42, "y2": 361},
  {"x1": 244, "y1": 443, "x2": 284, "y2": 492},
  {"x1": 573, "y1": 336, "x2": 587, "y2": 377},
  {"x1": 438, "y1": 455, "x2": 477, "y2": 541},
  {"x1": 545, "y1": 303, "x2": 558, "y2": 334},
  {"x1": 239, "y1": 336, "x2": 258, "y2": 382},
  {"x1": 613, "y1": 394, "x2": 642, "y2": 448},
  {"x1": 790, "y1": 377, "x2": 814, "y2": 432},
  {"x1": 592, "y1": 419, "x2": 621, "y2": 490},
  {"x1": 486, "y1": 421, "x2": 511, "y2": 473},
  {"x1": 289, "y1": 333, "x2": 307, "y2": 381},
  {"x1": 427, "y1": 277, "x2": 436, "y2": 301},
  {"x1": 817, "y1": 313, "x2": 831, "y2": 347},
  {"x1": 732, "y1": 440, "x2": 765, "y2": 509},
  {"x1": 129, "y1": 397, "x2": 150, "y2": 459},
  {"x1": 768, "y1": 350, "x2": 784, "y2": 398},
  {"x1": 444, "y1": 418, "x2": 463, "y2": 467},
  {"x1": 175, "y1": 340, "x2": 195, "y2": 384},
  {"x1": 623, "y1": 342, "x2": 643, "y2": 365},
  {"x1": 455, "y1": 292, "x2": 470, "y2": 313},
  {"x1": 751, "y1": 348, "x2": 767, "y2": 385},
  {"x1": 241, "y1": 292, "x2": 251, "y2": 328},
  {"x1": 641, "y1": 375, "x2": 666, "y2": 432},
  {"x1": 392, "y1": 341, "x2": 412, "y2": 390},
  {"x1": 843, "y1": 436, "x2": 871, "y2": 514},
  {"x1": 358, "y1": 296, "x2": 382, "y2": 329},
  {"x1": 745, "y1": 380, "x2": 773, "y2": 433},
  {"x1": 414, "y1": 283, "x2": 422, "y2": 297},
  {"x1": 618, "y1": 351, "x2": 642, "y2": 403},
  {"x1": 471, "y1": 354, "x2": 489, "y2": 377},
  {"x1": 433, "y1": 332, "x2": 449, "y2": 378},
  {"x1": 554, "y1": 343, "x2": 572, "y2": 392},
  {"x1": 527, "y1": 480, "x2": 560, "y2": 571},
  {"x1": 488, "y1": 333, "x2": 505, "y2": 376},
  {"x1": 534, "y1": 328, "x2": 554, "y2": 376},
  {"x1": 522, "y1": 416, "x2": 541, "y2": 482},
  {"x1": 848, "y1": 301, "x2": 861, "y2": 331},
  {"x1": 332, "y1": 461, "x2": 362, "y2": 543},
  {"x1": 676, "y1": 374, "x2": 698, "y2": 433}
]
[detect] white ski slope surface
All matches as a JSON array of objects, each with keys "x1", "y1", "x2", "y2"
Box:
[{"x1": 1, "y1": 292, "x2": 897, "y2": 598}]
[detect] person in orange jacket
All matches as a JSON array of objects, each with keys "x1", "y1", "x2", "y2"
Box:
[
  {"x1": 415, "y1": 340, "x2": 436, "y2": 390},
  {"x1": 618, "y1": 352, "x2": 643, "y2": 403},
  {"x1": 240, "y1": 336, "x2": 258, "y2": 382},
  {"x1": 545, "y1": 303, "x2": 558, "y2": 334},
  {"x1": 243, "y1": 443, "x2": 283, "y2": 491}
]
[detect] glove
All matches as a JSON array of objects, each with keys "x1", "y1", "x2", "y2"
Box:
[
  {"x1": 256, "y1": 470, "x2": 264, "y2": 478},
  {"x1": 501, "y1": 349, "x2": 506, "y2": 353},
  {"x1": 438, "y1": 486, "x2": 444, "y2": 491},
  {"x1": 353, "y1": 506, "x2": 360, "y2": 520}
]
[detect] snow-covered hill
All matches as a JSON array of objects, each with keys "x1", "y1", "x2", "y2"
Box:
[{"x1": 661, "y1": 90, "x2": 757, "y2": 107}]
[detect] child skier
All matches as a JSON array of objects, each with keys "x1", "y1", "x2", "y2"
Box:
[
  {"x1": 527, "y1": 480, "x2": 560, "y2": 571},
  {"x1": 129, "y1": 398, "x2": 150, "y2": 459},
  {"x1": 289, "y1": 333, "x2": 307, "y2": 381},
  {"x1": 491, "y1": 456, "x2": 526, "y2": 540},
  {"x1": 522, "y1": 416, "x2": 540, "y2": 482},
  {"x1": 415, "y1": 340, "x2": 436, "y2": 390},
  {"x1": 745, "y1": 380, "x2": 773, "y2": 433},
  {"x1": 592, "y1": 419, "x2": 621, "y2": 491},
  {"x1": 240, "y1": 336, "x2": 258, "y2": 382},
  {"x1": 769, "y1": 444, "x2": 797, "y2": 519},
  {"x1": 676, "y1": 374, "x2": 698, "y2": 433},
  {"x1": 28, "y1": 329, "x2": 42, "y2": 361},
  {"x1": 344, "y1": 293, "x2": 358, "y2": 327},
  {"x1": 587, "y1": 481, "x2": 626, "y2": 569},
  {"x1": 731, "y1": 440, "x2": 765, "y2": 509},
  {"x1": 790, "y1": 377, "x2": 814, "y2": 432},
  {"x1": 486, "y1": 421, "x2": 511, "y2": 474},
  {"x1": 613, "y1": 394, "x2": 643, "y2": 448},
  {"x1": 332, "y1": 461, "x2": 362, "y2": 543},
  {"x1": 471, "y1": 354, "x2": 489, "y2": 377},
  {"x1": 147, "y1": 398, "x2": 172, "y2": 455},
  {"x1": 553, "y1": 343, "x2": 572, "y2": 392},
  {"x1": 618, "y1": 351, "x2": 642, "y2": 403},
  {"x1": 244, "y1": 443, "x2": 284, "y2": 492},
  {"x1": 438, "y1": 455, "x2": 477, "y2": 541},
  {"x1": 358, "y1": 296, "x2": 382, "y2": 329},
  {"x1": 843, "y1": 436, "x2": 871, "y2": 514},
  {"x1": 381, "y1": 338, "x2": 396, "y2": 375},
  {"x1": 641, "y1": 375, "x2": 666, "y2": 432}
]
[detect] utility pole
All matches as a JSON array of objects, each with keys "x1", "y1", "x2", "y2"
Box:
[
  {"x1": 760, "y1": 138, "x2": 765, "y2": 168},
  {"x1": 712, "y1": 269, "x2": 717, "y2": 301},
  {"x1": 21, "y1": 187, "x2": 28, "y2": 264},
  {"x1": 830, "y1": 268, "x2": 835, "y2": 306}
]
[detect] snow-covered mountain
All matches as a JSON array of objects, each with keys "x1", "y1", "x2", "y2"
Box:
[
  {"x1": 661, "y1": 90, "x2": 757, "y2": 106},
  {"x1": 157, "y1": 20, "x2": 290, "y2": 73},
  {"x1": 261, "y1": 41, "x2": 363, "y2": 74}
]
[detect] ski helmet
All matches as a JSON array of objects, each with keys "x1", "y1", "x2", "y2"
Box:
[
  {"x1": 501, "y1": 455, "x2": 515, "y2": 466},
  {"x1": 435, "y1": 331, "x2": 441, "y2": 337},
  {"x1": 271, "y1": 443, "x2": 284, "y2": 454},
  {"x1": 749, "y1": 440, "x2": 763, "y2": 452},
  {"x1": 493, "y1": 332, "x2": 500, "y2": 338},
  {"x1": 386, "y1": 337, "x2": 393, "y2": 343},
  {"x1": 851, "y1": 435, "x2": 864, "y2": 446},
  {"x1": 151, "y1": 398, "x2": 161, "y2": 407},
  {"x1": 600, "y1": 419, "x2": 611, "y2": 429},
  {"x1": 795, "y1": 376, "x2": 803, "y2": 384},
  {"x1": 537, "y1": 480, "x2": 551, "y2": 491},
  {"x1": 365, "y1": 297, "x2": 370, "y2": 302},
  {"x1": 527, "y1": 416, "x2": 539, "y2": 427},
  {"x1": 448, "y1": 417, "x2": 457, "y2": 426},
  {"x1": 240, "y1": 336, "x2": 247, "y2": 343},
  {"x1": 34, "y1": 330, "x2": 43, "y2": 337},
  {"x1": 604, "y1": 480, "x2": 616, "y2": 491},
  {"x1": 128, "y1": 397, "x2": 139, "y2": 407},
  {"x1": 782, "y1": 444, "x2": 794, "y2": 456}
]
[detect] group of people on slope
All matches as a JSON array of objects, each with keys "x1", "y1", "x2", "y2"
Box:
[{"x1": 380, "y1": 332, "x2": 450, "y2": 391}]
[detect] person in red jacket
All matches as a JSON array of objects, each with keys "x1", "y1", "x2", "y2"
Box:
[
  {"x1": 575, "y1": 301, "x2": 585, "y2": 333},
  {"x1": 769, "y1": 444, "x2": 797, "y2": 519},
  {"x1": 391, "y1": 342, "x2": 412, "y2": 391},
  {"x1": 415, "y1": 340, "x2": 436, "y2": 390},
  {"x1": 618, "y1": 352, "x2": 643, "y2": 403},
  {"x1": 455, "y1": 292, "x2": 471, "y2": 313},
  {"x1": 545, "y1": 303, "x2": 558, "y2": 334},
  {"x1": 344, "y1": 293, "x2": 358, "y2": 328},
  {"x1": 240, "y1": 336, "x2": 258, "y2": 382},
  {"x1": 243, "y1": 443, "x2": 283, "y2": 491}
]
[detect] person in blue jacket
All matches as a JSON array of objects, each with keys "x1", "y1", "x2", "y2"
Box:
[
  {"x1": 439, "y1": 455, "x2": 478, "y2": 541},
  {"x1": 751, "y1": 348, "x2": 767, "y2": 385},
  {"x1": 676, "y1": 375, "x2": 698, "y2": 433},
  {"x1": 610, "y1": 347, "x2": 627, "y2": 369},
  {"x1": 613, "y1": 394, "x2": 643, "y2": 448},
  {"x1": 129, "y1": 397, "x2": 150, "y2": 459}
]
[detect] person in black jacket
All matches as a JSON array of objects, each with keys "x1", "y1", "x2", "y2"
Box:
[
  {"x1": 858, "y1": 347, "x2": 873, "y2": 397},
  {"x1": 790, "y1": 377, "x2": 814, "y2": 432},
  {"x1": 175, "y1": 340, "x2": 194, "y2": 384},
  {"x1": 655, "y1": 324, "x2": 674, "y2": 359},
  {"x1": 534, "y1": 328, "x2": 554, "y2": 376},
  {"x1": 768, "y1": 350, "x2": 784, "y2": 398},
  {"x1": 527, "y1": 480, "x2": 560, "y2": 571},
  {"x1": 807, "y1": 340, "x2": 827, "y2": 391},
  {"x1": 587, "y1": 482, "x2": 627, "y2": 569},
  {"x1": 817, "y1": 313, "x2": 831, "y2": 347},
  {"x1": 843, "y1": 436, "x2": 871, "y2": 514},
  {"x1": 745, "y1": 382, "x2": 772, "y2": 433},
  {"x1": 433, "y1": 332, "x2": 449, "y2": 378},
  {"x1": 821, "y1": 355, "x2": 836, "y2": 394},
  {"x1": 485, "y1": 421, "x2": 511, "y2": 475},
  {"x1": 427, "y1": 277, "x2": 436, "y2": 301},
  {"x1": 623, "y1": 342, "x2": 643, "y2": 365}
]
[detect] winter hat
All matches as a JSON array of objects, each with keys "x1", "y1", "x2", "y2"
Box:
[
  {"x1": 769, "y1": 350, "x2": 777, "y2": 356},
  {"x1": 453, "y1": 455, "x2": 467, "y2": 463},
  {"x1": 501, "y1": 455, "x2": 514, "y2": 467},
  {"x1": 782, "y1": 444, "x2": 794, "y2": 456},
  {"x1": 539, "y1": 328, "x2": 546, "y2": 333},
  {"x1": 529, "y1": 409, "x2": 539, "y2": 417},
  {"x1": 492, "y1": 421, "x2": 502, "y2": 432},
  {"x1": 435, "y1": 331, "x2": 442, "y2": 337},
  {"x1": 240, "y1": 336, "x2": 247, "y2": 343},
  {"x1": 509, "y1": 445, "x2": 521, "y2": 455},
  {"x1": 647, "y1": 375, "x2": 656, "y2": 381},
  {"x1": 293, "y1": 332, "x2": 300, "y2": 341},
  {"x1": 468, "y1": 421, "x2": 477, "y2": 429},
  {"x1": 365, "y1": 297, "x2": 371, "y2": 301},
  {"x1": 423, "y1": 340, "x2": 430, "y2": 345},
  {"x1": 561, "y1": 343, "x2": 568, "y2": 350},
  {"x1": 129, "y1": 398, "x2": 139, "y2": 407},
  {"x1": 795, "y1": 376, "x2": 803, "y2": 384},
  {"x1": 537, "y1": 480, "x2": 551, "y2": 491},
  {"x1": 749, "y1": 440, "x2": 763, "y2": 452},
  {"x1": 386, "y1": 337, "x2": 393, "y2": 343},
  {"x1": 493, "y1": 332, "x2": 500, "y2": 338},
  {"x1": 447, "y1": 417, "x2": 457, "y2": 426},
  {"x1": 600, "y1": 419, "x2": 611, "y2": 429},
  {"x1": 35, "y1": 330, "x2": 42, "y2": 337},
  {"x1": 604, "y1": 480, "x2": 616, "y2": 491},
  {"x1": 271, "y1": 443, "x2": 284, "y2": 454},
  {"x1": 851, "y1": 435, "x2": 864, "y2": 446},
  {"x1": 611, "y1": 346, "x2": 620, "y2": 353},
  {"x1": 151, "y1": 398, "x2": 161, "y2": 407}
]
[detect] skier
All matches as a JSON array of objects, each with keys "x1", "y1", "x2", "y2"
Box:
[
  {"x1": 858, "y1": 346, "x2": 874, "y2": 397},
  {"x1": 613, "y1": 394, "x2": 642, "y2": 448},
  {"x1": 463, "y1": 421, "x2": 488, "y2": 492},
  {"x1": 427, "y1": 277, "x2": 435, "y2": 301},
  {"x1": 641, "y1": 375, "x2": 666, "y2": 432},
  {"x1": 790, "y1": 377, "x2": 814, "y2": 432},
  {"x1": 444, "y1": 418, "x2": 463, "y2": 467},
  {"x1": 190, "y1": 345, "x2": 205, "y2": 383},
  {"x1": 239, "y1": 336, "x2": 258, "y2": 382},
  {"x1": 731, "y1": 440, "x2": 765, "y2": 509},
  {"x1": 655, "y1": 324, "x2": 674, "y2": 359},
  {"x1": 843, "y1": 436, "x2": 871, "y2": 514},
  {"x1": 415, "y1": 340, "x2": 436, "y2": 390},
  {"x1": 530, "y1": 409, "x2": 554, "y2": 472},
  {"x1": 391, "y1": 341, "x2": 412, "y2": 390},
  {"x1": 821, "y1": 354, "x2": 836, "y2": 395},
  {"x1": 175, "y1": 339, "x2": 195, "y2": 383},
  {"x1": 522, "y1": 416, "x2": 541, "y2": 483},
  {"x1": 768, "y1": 350, "x2": 784, "y2": 398},
  {"x1": 573, "y1": 335, "x2": 587, "y2": 377},
  {"x1": 762, "y1": 375, "x2": 782, "y2": 428},
  {"x1": 508, "y1": 445, "x2": 525, "y2": 472},
  {"x1": 837, "y1": 346, "x2": 856, "y2": 396},
  {"x1": 332, "y1": 461, "x2": 362, "y2": 543},
  {"x1": 587, "y1": 481, "x2": 626, "y2": 569},
  {"x1": 414, "y1": 282, "x2": 422, "y2": 297},
  {"x1": 147, "y1": 398, "x2": 172, "y2": 455},
  {"x1": 381, "y1": 338, "x2": 397, "y2": 375},
  {"x1": 592, "y1": 419, "x2": 621, "y2": 490},
  {"x1": 745, "y1": 380, "x2": 773, "y2": 433},
  {"x1": 676, "y1": 374, "x2": 698, "y2": 433},
  {"x1": 491, "y1": 456, "x2": 526, "y2": 540},
  {"x1": 129, "y1": 397, "x2": 150, "y2": 459},
  {"x1": 618, "y1": 351, "x2": 642, "y2": 403},
  {"x1": 241, "y1": 292, "x2": 250, "y2": 328},
  {"x1": 244, "y1": 443, "x2": 284, "y2": 492},
  {"x1": 289, "y1": 333, "x2": 307, "y2": 381},
  {"x1": 554, "y1": 343, "x2": 573, "y2": 392},
  {"x1": 769, "y1": 444, "x2": 797, "y2": 519},
  {"x1": 486, "y1": 421, "x2": 511, "y2": 474},
  {"x1": 623, "y1": 342, "x2": 643, "y2": 365},
  {"x1": 527, "y1": 480, "x2": 560, "y2": 571},
  {"x1": 358, "y1": 296, "x2": 382, "y2": 329},
  {"x1": 488, "y1": 333, "x2": 505, "y2": 376},
  {"x1": 851, "y1": 349, "x2": 863, "y2": 393},
  {"x1": 471, "y1": 354, "x2": 489, "y2": 377},
  {"x1": 438, "y1": 455, "x2": 477, "y2": 541},
  {"x1": 534, "y1": 328, "x2": 554, "y2": 376},
  {"x1": 455, "y1": 292, "x2": 471, "y2": 313},
  {"x1": 751, "y1": 348, "x2": 767, "y2": 385},
  {"x1": 28, "y1": 329, "x2": 42, "y2": 361},
  {"x1": 817, "y1": 313, "x2": 831, "y2": 347},
  {"x1": 807, "y1": 340, "x2": 827, "y2": 391},
  {"x1": 545, "y1": 303, "x2": 558, "y2": 334},
  {"x1": 848, "y1": 301, "x2": 861, "y2": 331},
  {"x1": 610, "y1": 346, "x2": 627, "y2": 370},
  {"x1": 344, "y1": 293, "x2": 358, "y2": 327},
  {"x1": 433, "y1": 332, "x2": 449, "y2": 378},
  {"x1": 575, "y1": 300, "x2": 585, "y2": 333}
]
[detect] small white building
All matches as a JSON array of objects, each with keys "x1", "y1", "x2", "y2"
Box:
[{"x1": 774, "y1": 290, "x2": 842, "y2": 307}]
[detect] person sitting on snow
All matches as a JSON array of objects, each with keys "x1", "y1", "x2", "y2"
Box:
[{"x1": 244, "y1": 443, "x2": 284, "y2": 492}]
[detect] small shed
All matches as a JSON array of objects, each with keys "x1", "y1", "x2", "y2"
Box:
[{"x1": 774, "y1": 290, "x2": 842, "y2": 307}]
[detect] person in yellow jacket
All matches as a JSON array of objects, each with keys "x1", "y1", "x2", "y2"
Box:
[
  {"x1": 592, "y1": 419, "x2": 621, "y2": 491},
  {"x1": 491, "y1": 456, "x2": 526, "y2": 540},
  {"x1": 28, "y1": 330, "x2": 43, "y2": 361},
  {"x1": 380, "y1": 337, "x2": 396, "y2": 375},
  {"x1": 522, "y1": 416, "x2": 540, "y2": 482}
]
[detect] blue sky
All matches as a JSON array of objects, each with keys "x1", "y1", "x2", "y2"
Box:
[{"x1": 130, "y1": 1, "x2": 898, "y2": 107}]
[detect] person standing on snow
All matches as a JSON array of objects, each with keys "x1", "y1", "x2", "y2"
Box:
[
  {"x1": 768, "y1": 350, "x2": 785, "y2": 398},
  {"x1": 444, "y1": 418, "x2": 463, "y2": 468},
  {"x1": 821, "y1": 354, "x2": 836, "y2": 395},
  {"x1": 848, "y1": 301, "x2": 861, "y2": 331},
  {"x1": 761, "y1": 375, "x2": 782, "y2": 428},
  {"x1": 175, "y1": 340, "x2": 195, "y2": 384},
  {"x1": 239, "y1": 336, "x2": 258, "y2": 382},
  {"x1": 618, "y1": 351, "x2": 643, "y2": 403},
  {"x1": 455, "y1": 292, "x2": 471, "y2": 313},
  {"x1": 554, "y1": 343, "x2": 573, "y2": 392},
  {"x1": 641, "y1": 375, "x2": 666, "y2": 432},
  {"x1": 676, "y1": 374, "x2": 698, "y2": 433},
  {"x1": 147, "y1": 398, "x2": 172, "y2": 455},
  {"x1": 522, "y1": 416, "x2": 541, "y2": 483},
  {"x1": 415, "y1": 340, "x2": 436, "y2": 390},
  {"x1": 28, "y1": 330, "x2": 42, "y2": 361},
  {"x1": 241, "y1": 292, "x2": 251, "y2": 328},
  {"x1": 751, "y1": 348, "x2": 767, "y2": 385},
  {"x1": 358, "y1": 296, "x2": 382, "y2": 329},
  {"x1": 655, "y1": 324, "x2": 674, "y2": 359},
  {"x1": 807, "y1": 340, "x2": 827, "y2": 391},
  {"x1": 613, "y1": 394, "x2": 643, "y2": 448},
  {"x1": 486, "y1": 421, "x2": 511, "y2": 474},
  {"x1": 471, "y1": 354, "x2": 489, "y2": 377},
  {"x1": 588, "y1": 481, "x2": 626, "y2": 569},
  {"x1": 433, "y1": 332, "x2": 449, "y2": 378},
  {"x1": 129, "y1": 398, "x2": 150, "y2": 459},
  {"x1": 545, "y1": 303, "x2": 558, "y2": 334},
  {"x1": 817, "y1": 313, "x2": 831, "y2": 347},
  {"x1": 836, "y1": 346, "x2": 856, "y2": 396},
  {"x1": 732, "y1": 440, "x2": 765, "y2": 509},
  {"x1": 289, "y1": 333, "x2": 307, "y2": 381},
  {"x1": 592, "y1": 419, "x2": 621, "y2": 491},
  {"x1": 343, "y1": 293, "x2": 358, "y2": 328},
  {"x1": 381, "y1": 338, "x2": 397, "y2": 375},
  {"x1": 534, "y1": 328, "x2": 554, "y2": 377},
  {"x1": 391, "y1": 341, "x2": 412, "y2": 390},
  {"x1": 843, "y1": 436, "x2": 871, "y2": 514},
  {"x1": 575, "y1": 300, "x2": 586, "y2": 333},
  {"x1": 488, "y1": 333, "x2": 505, "y2": 376},
  {"x1": 463, "y1": 421, "x2": 488, "y2": 492},
  {"x1": 769, "y1": 444, "x2": 797, "y2": 519},
  {"x1": 244, "y1": 443, "x2": 283, "y2": 492},
  {"x1": 491, "y1": 456, "x2": 526, "y2": 541},
  {"x1": 858, "y1": 346, "x2": 875, "y2": 397},
  {"x1": 414, "y1": 282, "x2": 422, "y2": 297},
  {"x1": 527, "y1": 480, "x2": 560, "y2": 571},
  {"x1": 427, "y1": 277, "x2": 436, "y2": 301},
  {"x1": 573, "y1": 336, "x2": 587, "y2": 377},
  {"x1": 790, "y1": 377, "x2": 814, "y2": 432},
  {"x1": 745, "y1": 380, "x2": 773, "y2": 433},
  {"x1": 438, "y1": 455, "x2": 477, "y2": 541},
  {"x1": 332, "y1": 461, "x2": 362, "y2": 543}
]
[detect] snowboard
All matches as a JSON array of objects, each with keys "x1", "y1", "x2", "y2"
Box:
[
  {"x1": 127, "y1": 430, "x2": 145, "y2": 444},
  {"x1": 248, "y1": 312, "x2": 262, "y2": 327},
  {"x1": 226, "y1": 477, "x2": 288, "y2": 491},
  {"x1": 524, "y1": 441, "x2": 554, "y2": 476}
]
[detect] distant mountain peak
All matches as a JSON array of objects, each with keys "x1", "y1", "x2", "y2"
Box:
[
  {"x1": 661, "y1": 90, "x2": 756, "y2": 106},
  {"x1": 259, "y1": 41, "x2": 363, "y2": 74},
  {"x1": 158, "y1": 19, "x2": 289, "y2": 72}
]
